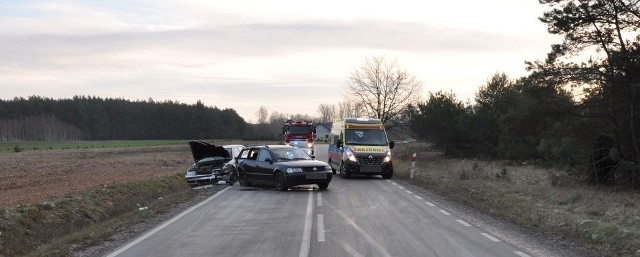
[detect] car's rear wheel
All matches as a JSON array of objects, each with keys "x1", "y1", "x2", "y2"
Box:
[
  {"x1": 274, "y1": 172, "x2": 288, "y2": 191},
  {"x1": 339, "y1": 162, "x2": 351, "y2": 179},
  {"x1": 227, "y1": 168, "x2": 239, "y2": 185},
  {"x1": 317, "y1": 182, "x2": 329, "y2": 190},
  {"x1": 239, "y1": 170, "x2": 250, "y2": 186}
]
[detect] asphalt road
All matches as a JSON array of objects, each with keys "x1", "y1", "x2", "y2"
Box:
[{"x1": 106, "y1": 144, "x2": 535, "y2": 257}]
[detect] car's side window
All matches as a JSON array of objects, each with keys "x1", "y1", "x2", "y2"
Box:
[
  {"x1": 238, "y1": 149, "x2": 249, "y2": 159},
  {"x1": 247, "y1": 149, "x2": 259, "y2": 160},
  {"x1": 256, "y1": 149, "x2": 271, "y2": 162}
]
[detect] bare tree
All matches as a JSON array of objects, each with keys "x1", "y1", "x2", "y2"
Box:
[
  {"x1": 256, "y1": 105, "x2": 268, "y2": 124},
  {"x1": 345, "y1": 56, "x2": 423, "y2": 126},
  {"x1": 337, "y1": 101, "x2": 365, "y2": 120},
  {"x1": 317, "y1": 104, "x2": 336, "y2": 122}
]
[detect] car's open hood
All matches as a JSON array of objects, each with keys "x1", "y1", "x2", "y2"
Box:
[{"x1": 188, "y1": 141, "x2": 230, "y2": 162}]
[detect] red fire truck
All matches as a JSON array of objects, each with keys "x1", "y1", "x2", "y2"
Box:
[{"x1": 282, "y1": 120, "x2": 316, "y2": 155}]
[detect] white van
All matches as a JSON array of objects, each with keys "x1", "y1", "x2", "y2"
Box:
[{"x1": 327, "y1": 118, "x2": 395, "y2": 179}]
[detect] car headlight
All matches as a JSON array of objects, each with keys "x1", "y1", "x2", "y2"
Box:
[
  {"x1": 384, "y1": 150, "x2": 392, "y2": 162},
  {"x1": 324, "y1": 166, "x2": 331, "y2": 171},
  {"x1": 186, "y1": 170, "x2": 195, "y2": 176},
  {"x1": 345, "y1": 148, "x2": 357, "y2": 162},
  {"x1": 287, "y1": 167, "x2": 303, "y2": 173}
]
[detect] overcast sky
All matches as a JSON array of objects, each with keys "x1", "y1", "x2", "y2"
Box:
[{"x1": 0, "y1": 0, "x2": 559, "y2": 123}]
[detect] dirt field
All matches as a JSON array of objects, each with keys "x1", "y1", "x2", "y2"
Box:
[{"x1": 0, "y1": 145, "x2": 193, "y2": 208}]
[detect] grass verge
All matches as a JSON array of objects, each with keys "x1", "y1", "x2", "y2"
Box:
[
  {"x1": 0, "y1": 173, "x2": 206, "y2": 257},
  {"x1": 392, "y1": 143, "x2": 640, "y2": 257}
]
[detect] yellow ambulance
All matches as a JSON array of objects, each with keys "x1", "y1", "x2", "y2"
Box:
[{"x1": 327, "y1": 118, "x2": 395, "y2": 179}]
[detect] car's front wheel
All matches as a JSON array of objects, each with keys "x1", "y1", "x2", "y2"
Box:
[
  {"x1": 317, "y1": 182, "x2": 329, "y2": 190},
  {"x1": 274, "y1": 172, "x2": 288, "y2": 191},
  {"x1": 382, "y1": 166, "x2": 393, "y2": 179},
  {"x1": 339, "y1": 162, "x2": 351, "y2": 179}
]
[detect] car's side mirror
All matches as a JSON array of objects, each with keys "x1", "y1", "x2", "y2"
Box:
[
  {"x1": 310, "y1": 155, "x2": 316, "y2": 159},
  {"x1": 337, "y1": 140, "x2": 343, "y2": 148},
  {"x1": 388, "y1": 140, "x2": 395, "y2": 149}
]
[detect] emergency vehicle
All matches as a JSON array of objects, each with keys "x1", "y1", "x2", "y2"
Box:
[
  {"x1": 327, "y1": 118, "x2": 395, "y2": 179},
  {"x1": 282, "y1": 120, "x2": 316, "y2": 155}
]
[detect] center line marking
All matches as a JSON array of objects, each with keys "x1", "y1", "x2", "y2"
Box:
[
  {"x1": 299, "y1": 191, "x2": 314, "y2": 257},
  {"x1": 439, "y1": 210, "x2": 451, "y2": 215},
  {"x1": 317, "y1": 214, "x2": 325, "y2": 242},
  {"x1": 414, "y1": 195, "x2": 423, "y2": 200},
  {"x1": 425, "y1": 201, "x2": 436, "y2": 207},
  {"x1": 405, "y1": 190, "x2": 412, "y2": 194},
  {"x1": 317, "y1": 193, "x2": 323, "y2": 207},
  {"x1": 398, "y1": 186, "x2": 404, "y2": 189}
]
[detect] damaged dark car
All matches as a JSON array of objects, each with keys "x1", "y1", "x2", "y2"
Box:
[{"x1": 185, "y1": 141, "x2": 242, "y2": 187}]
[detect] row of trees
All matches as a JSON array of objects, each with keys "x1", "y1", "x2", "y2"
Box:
[
  {"x1": 0, "y1": 96, "x2": 250, "y2": 141},
  {"x1": 408, "y1": 0, "x2": 639, "y2": 186}
]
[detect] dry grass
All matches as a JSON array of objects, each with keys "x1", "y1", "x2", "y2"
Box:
[{"x1": 392, "y1": 142, "x2": 640, "y2": 257}]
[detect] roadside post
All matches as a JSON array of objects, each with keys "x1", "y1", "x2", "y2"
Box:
[{"x1": 410, "y1": 153, "x2": 416, "y2": 179}]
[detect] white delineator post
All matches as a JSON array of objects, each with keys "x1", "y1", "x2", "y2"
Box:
[{"x1": 410, "y1": 153, "x2": 416, "y2": 179}]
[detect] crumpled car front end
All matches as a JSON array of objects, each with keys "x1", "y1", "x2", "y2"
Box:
[
  {"x1": 185, "y1": 141, "x2": 231, "y2": 186},
  {"x1": 185, "y1": 158, "x2": 231, "y2": 186}
]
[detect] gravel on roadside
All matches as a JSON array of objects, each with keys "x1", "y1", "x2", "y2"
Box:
[{"x1": 73, "y1": 184, "x2": 226, "y2": 257}]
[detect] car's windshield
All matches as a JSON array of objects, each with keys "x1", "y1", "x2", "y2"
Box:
[
  {"x1": 224, "y1": 148, "x2": 233, "y2": 157},
  {"x1": 345, "y1": 129, "x2": 388, "y2": 146},
  {"x1": 270, "y1": 148, "x2": 312, "y2": 162},
  {"x1": 286, "y1": 126, "x2": 312, "y2": 135}
]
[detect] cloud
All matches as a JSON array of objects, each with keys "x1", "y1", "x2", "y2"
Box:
[{"x1": 0, "y1": 1, "x2": 557, "y2": 121}]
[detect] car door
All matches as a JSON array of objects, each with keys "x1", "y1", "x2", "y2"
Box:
[
  {"x1": 255, "y1": 149, "x2": 275, "y2": 183},
  {"x1": 328, "y1": 132, "x2": 344, "y2": 166},
  {"x1": 239, "y1": 148, "x2": 261, "y2": 182}
]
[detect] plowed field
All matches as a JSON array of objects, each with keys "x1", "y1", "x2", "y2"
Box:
[{"x1": 0, "y1": 145, "x2": 192, "y2": 208}]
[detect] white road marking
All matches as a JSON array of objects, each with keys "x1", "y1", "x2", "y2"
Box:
[
  {"x1": 397, "y1": 186, "x2": 404, "y2": 189},
  {"x1": 414, "y1": 195, "x2": 423, "y2": 200},
  {"x1": 337, "y1": 240, "x2": 365, "y2": 257},
  {"x1": 317, "y1": 214, "x2": 325, "y2": 242},
  {"x1": 336, "y1": 210, "x2": 392, "y2": 257},
  {"x1": 425, "y1": 201, "x2": 436, "y2": 207},
  {"x1": 480, "y1": 233, "x2": 501, "y2": 242},
  {"x1": 514, "y1": 251, "x2": 531, "y2": 257},
  {"x1": 317, "y1": 192, "x2": 323, "y2": 207},
  {"x1": 439, "y1": 210, "x2": 451, "y2": 216},
  {"x1": 105, "y1": 187, "x2": 232, "y2": 257},
  {"x1": 391, "y1": 182, "x2": 397, "y2": 185},
  {"x1": 456, "y1": 220, "x2": 472, "y2": 227},
  {"x1": 299, "y1": 191, "x2": 314, "y2": 257},
  {"x1": 405, "y1": 190, "x2": 412, "y2": 194}
]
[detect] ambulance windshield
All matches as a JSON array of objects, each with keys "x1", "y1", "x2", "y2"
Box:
[{"x1": 345, "y1": 129, "x2": 387, "y2": 146}]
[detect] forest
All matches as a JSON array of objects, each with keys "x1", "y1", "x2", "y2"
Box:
[
  {"x1": 0, "y1": 96, "x2": 250, "y2": 141},
  {"x1": 408, "y1": 0, "x2": 639, "y2": 187}
]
